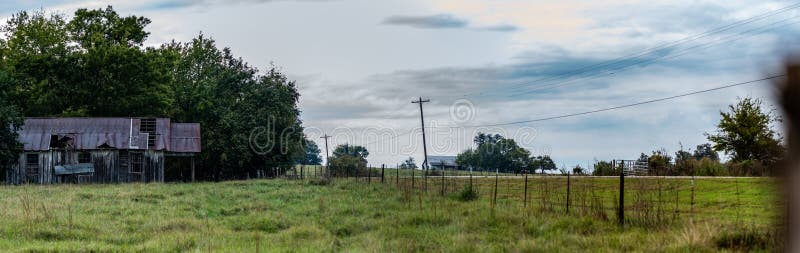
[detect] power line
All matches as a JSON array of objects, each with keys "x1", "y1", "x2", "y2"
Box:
[
  {"x1": 508, "y1": 16, "x2": 799, "y2": 97},
  {"x1": 461, "y1": 74, "x2": 784, "y2": 128},
  {"x1": 361, "y1": 75, "x2": 783, "y2": 147},
  {"x1": 442, "y1": 3, "x2": 800, "y2": 99}
]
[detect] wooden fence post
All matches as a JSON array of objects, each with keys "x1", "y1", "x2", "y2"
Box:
[
  {"x1": 412, "y1": 168, "x2": 415, "y2": 190},
  {"x1": 523, "y1": 170, "x2": 528, "y2": 209},
  {"x1": 493, "y1": 169, "x2": 499, "y2": 211},
  {"x1": 381, "y1": 164, "x2": 385, "y2": 184},
  {"x1": 396, "y1": 164, "x2": 399, "y2": 186},
  {"x1": 424, "y1": 167, "x2": 428, "y2": 192},
  {"x1": 440, "y1": 164, "x2": 446, "y2": 196},
  {"x1": 566, "y1": 172, "x2": 571, "y2": 214}
]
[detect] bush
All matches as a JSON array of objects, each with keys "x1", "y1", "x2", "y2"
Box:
[
  {"x1": 308, "y1": 177, "x2": 331, "y2": 186},
  {"x1": 713, "y1": 226, "x2": 780, "y2": 251},
  {"x1": 454, "y1": 185, "x2": 479, "y2": 202},
  {"x1": 695, "y1": 158, "x2": 728, "y2": 176}
]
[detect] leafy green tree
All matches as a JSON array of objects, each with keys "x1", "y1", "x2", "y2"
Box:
[
  {"x1": 533, "y1": 156, "x2": 557, "y2": 174},
  {"x1": 572, "y1": 165, "x2": 585, "y2": 175},
  {"x1": 592, "y1": 160, "x2": 617, "y2": 176},
  {"x1": 647, "y1": 148, "x2": 673, "y2": 176},
  {"x1": 2, "y1": 7, "x2": 174, "y2": 117},
  {"x1": 456, "y1": 132, "x2": 534, "y2": 173},
  {"x1": 1, "y1": 10, "x2": 74, "y2": 116},
  {"x1": 0, "y1": 70, "x2": 23, "y2": 181},
  {"x1": 168, "y1": 34, "x2": 303, "y2": 180},
  {"x1": 294, "y1": 138, "x2": 322, "y2": 165},
  {"x1": 399, "y1": 157, "x2": 417, "y2": 169},
  {"x1": 329, "y1": 144, "x2": 369, "y2": 177},
  {"x1": 0, "y1": 6, "x2": 306, "y2": 181},
  {"x1": 706, "y1": 97, "x2": 784, "y2": 165},
  {"x1": 693, "y1": 143, "x2": 719, "y2": 161}
]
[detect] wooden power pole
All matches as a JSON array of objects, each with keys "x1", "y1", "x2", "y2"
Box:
[
  {"x1": 412, "y1": 97, "x2": 431, "y2": 191},
  {"x1": 320, "y1": 134, "x2": 332, "y2": 179}
]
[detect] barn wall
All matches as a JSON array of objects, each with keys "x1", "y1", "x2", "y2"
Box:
[
  {"x1": 6, "y1": 150, "x2": 166, "y2": 184},
  {"x1": 7, "y1": 154, "x2": 24, "y2": 184}
]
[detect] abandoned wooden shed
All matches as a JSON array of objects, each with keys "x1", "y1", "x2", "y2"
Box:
[{"x1": 6, "y1": 118, "x2": 201, "y2": 184}]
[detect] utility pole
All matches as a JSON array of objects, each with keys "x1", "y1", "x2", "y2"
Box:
[
  {"x1": 320, "y1": 134, "x2": 332, "y2": 179},
  {"x1": 412, "y1": 97, "x2": 431, "y2": 191}
]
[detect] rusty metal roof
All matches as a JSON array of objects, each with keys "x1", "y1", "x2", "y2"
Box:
[
  {"x1": 18, "y1": 118, "x2": 201, "y2": 153},
  {"x1": 170, "y1": 123, "x2": 201, "y2": 153}
]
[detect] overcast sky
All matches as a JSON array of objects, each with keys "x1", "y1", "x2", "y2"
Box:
[{"x1": 5, "y1": 0, "x2": 799, "y2": 169}]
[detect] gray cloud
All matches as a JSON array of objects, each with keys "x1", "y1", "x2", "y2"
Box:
[
  {"x1": 382, "y1": 14, "x2": 468, "y2": 29},
  {"x1": 146, "y1": 0, "x2": 333, "y2": 10},
  {"x1": 476, "y1": 24, "x2": 520, "y2": 32},
  {"x1": 383, "y1": 14, "x2": 520, "y2": 32}
]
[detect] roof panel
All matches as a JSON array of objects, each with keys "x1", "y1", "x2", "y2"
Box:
[
  {"x1": 169, "y1": 123, "x2": 201, "y2": 153},
  {"x1": 18, "y1": 118, "x2": 200, "y2": 152}
]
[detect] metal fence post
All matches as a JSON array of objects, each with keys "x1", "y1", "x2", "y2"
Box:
[
  {"x1": 381, "y1": 164, "x2": 385, "y2": 184},
  {"x1": 618, "y1": 160, "x2": 625, "y2": 226}
]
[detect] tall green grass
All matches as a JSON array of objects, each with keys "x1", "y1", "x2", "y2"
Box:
[{"x1": 0, "y1": 177, "x2": 781, "y2": 252}]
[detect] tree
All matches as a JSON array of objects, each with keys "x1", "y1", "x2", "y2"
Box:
[
  {"x1": 693, "y1": 143, "x2": 719, "y2": 161},
  {"x1": 295, "y1": 138, "x2": 322, "y2": 165},
  {"x1": 168, "y1": 34, "x2": 304, "y2": 180},
  {"x1": 707, "y1": 97, "x2": 784, "y2": 165},
  {"x1": 3, "y1": 7, "x2": 174, "y2": 117},
  {"x1": 329, "y1": 144, "x2": 369, "y2": 177},
  {"x1": 0, "y1": 70, "x2": 23, "y2": 181},
  {"x1": 572, "y1": 165, "x2": 585, "y2": 175},
  {"x1": 399, "y1": 157, "x2": 417, "y2": 169},
  {"x1": 0, "y1": 6, "x2": 307, "y2": 181},
  {"x1": 648, "y1": 148, "x2": 673, "y2": 176},
  {"x1": 592, "y1": 160, "x2": 617, "y2": 176},
  {"x1": 455, "y1": 132, "x2": 534, "y2": 173},
  {"x1": 534, "y1": 156, "x2": 557, "y2": 174}
]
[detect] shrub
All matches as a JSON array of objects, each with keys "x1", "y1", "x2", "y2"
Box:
[
  {"x1": 308, "y1": 177, "x2": 331, "y2": 186},
  {"x1": 713, "y1": 226, "x2": 780, "y2": 251},
  {"x1": 695, "y1": 158, "x2": 728, "y2": 176},
  {"x1": 454, "y1": 185, "x2": 479, "y2": 202}
]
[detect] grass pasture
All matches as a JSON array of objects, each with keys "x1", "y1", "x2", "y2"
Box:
[{"x1": 0, "y1": 176, "x2": 783, "y2": 252}]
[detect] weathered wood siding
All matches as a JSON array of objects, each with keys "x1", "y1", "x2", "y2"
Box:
[{"x1": 6, "y1": 150, "x2": 165, "y2": 184}]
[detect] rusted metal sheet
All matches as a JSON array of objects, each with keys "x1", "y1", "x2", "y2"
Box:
[
  {"x1": 18, "y1": 118, "x2": 200, "y2": 153},
  {"x1": 169, "y1": 123, "x2": 202, "y2": 153},
  {"x1": 20, "y1": 118, "x2": 136, "y2": 151}
]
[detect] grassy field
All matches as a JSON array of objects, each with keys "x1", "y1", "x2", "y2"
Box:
[{"x1": 0, "y1": 176, "x2": 783, "y2": 252}]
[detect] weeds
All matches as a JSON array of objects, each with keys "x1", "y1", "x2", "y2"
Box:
[{"x1": 453, "y1": 185, "x2": 479, "y2": 202}]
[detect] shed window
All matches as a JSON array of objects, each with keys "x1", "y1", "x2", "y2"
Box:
[
  {"x1": 25, "y1": 154, "x2": 39, "y2": 178},
  {"x1": 79, "y1": 153, "x2": 92, "y2": 163},
  {"x1": 26, "y1": 154, "x2": 39, "y2": 168},
  {"x1": 140, "y1": 118, "x2": 157, "y2": 149},
  {"x1": 130, "y1": 152, "x2": 144, "y2": 174}
]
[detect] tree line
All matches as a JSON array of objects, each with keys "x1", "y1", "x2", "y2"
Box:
[
  {"x1": 592, "y1": 97, "x2": 784, "y2": 176},
  {"x1": 456, "y1": 132, "x2": 557, "y2": 174},
  {"x1": 453, "y1": 97, "x2": 785, "y2": 177},
  {"x1": 0, "y1": 6, "x2": 320, "y2": 181}
]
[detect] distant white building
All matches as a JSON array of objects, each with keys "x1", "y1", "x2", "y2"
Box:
[{"x1": 428, "y1": 156, "x2": 458, "y2": 170}]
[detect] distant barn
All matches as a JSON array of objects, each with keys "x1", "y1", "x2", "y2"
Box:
[
  {"x1": 7, "y1": 118, "x2": 201, "y2": 184},
  {"x1": 429, "y1": 156, "x2": 458, "y2": 170}
]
